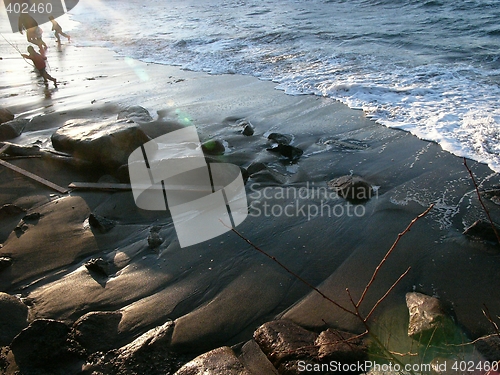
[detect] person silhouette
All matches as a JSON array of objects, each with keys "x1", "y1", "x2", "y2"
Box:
[
  {"x1": 21, "y1": 46, "x2": 57, "y2": 86},
  {"x1": 18, "y1": 14, "x2": 47, "y2": 50},
  {"x1": 49, "y1": 16, "x2": 71, "y2": 44}
]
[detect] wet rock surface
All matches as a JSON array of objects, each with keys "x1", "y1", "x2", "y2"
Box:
[
  {"x1": 10, "y1": 319, "x2": 83, "y2": 370},
  {"x1": 328, "y1": 175, "x2": 373, "y2": 202},
  {"x1": 72, "y1": 311, "x2": 123, "y2": 354},
  {"x1": 406, "y1": 292, "x2": 454, "y2": 344},
  {"x1": 51, "y1": 118, "x2": 151, "y2": 170},
  {"x1": 0, "y1": 293, "x2": 28, "y2": 346},
  {"x1": 0, "y1": 118, "x2": 29, "y2": 141}
]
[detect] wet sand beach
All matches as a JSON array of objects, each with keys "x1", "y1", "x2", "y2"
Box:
[{"x1": 0, "y1": 35, "x2": 500, "y2": 373}]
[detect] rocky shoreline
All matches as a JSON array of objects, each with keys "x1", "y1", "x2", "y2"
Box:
[{"x1": 0, "y1": 105, "x2": 499, "y2": 374}]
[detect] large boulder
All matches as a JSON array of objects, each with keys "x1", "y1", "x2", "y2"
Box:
[
  {"x1": 0, "y1": 118, "x2": 29, "y2": 141},
  {"x1": 10, "y1": 319, "x2": 82, "y2": 369},
  {"x1": 51, "y1": 118, "x2": 151, "y2": 170},
  {"x1": 0, "y1": 293, "x2": 28, "y2": 346},
  {"x1": 253, "y1": 320, "x2": 318, "y2": 373},
  {"x1": 72, "y1": 311, "x2": 123, "y2": 353}
]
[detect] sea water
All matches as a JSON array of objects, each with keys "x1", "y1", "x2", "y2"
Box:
[{"x1": 12, "y1": 0, "x2": 500, "y2": 172}]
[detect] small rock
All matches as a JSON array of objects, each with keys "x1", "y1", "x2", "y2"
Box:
[
  {"x1": 89, "y1": 213, "x2": 115, "y2": 234},
  {"x1": 463, "y1": 220, "x2": 500, "y2": 244},
  {"x1": 0, "y1": 293, "x2": 28, "y2": 346},
  {"x1": 72, "y1": 311, "x2": 123, "y2": 353},
  {"x1": 174, "y1": 346, "x2": 251, "y2": 375},
  {"x1": 0, "y1": 257, "x2": 12, "y2": 272},
  {"x1": 242, "y1": 124, "x2": 255, "y2": 136},
  {"x1": 267, "y1": 133, "x2": 292, "y2": 145},
  {"x1": 117, "y1": 105, "x2": 154, "y2": 123},
  {"x1": 148, "y1": 226, "x2": 163, "y2": 249},
  {"x1": 328, "y1": 175, "x2": 373, "y2": 202},
  {"x1": 406, "y1": 292, "x2": 454, "y2": 344},
  {"x1": 202, "y1": 139, "x2": 225, "y2": 155},
  {"x1": 0, "y1": 109, "x2": 14, "y2": 124},
  {"x1": 84, "y1": 257, "x2": 110, "y2": 278},
  {"x1": 267, "y1": 144, "x2": 303, "y2": 161},
  {"x1": 11, "y1": 319, "x2": 81, "y2": 368}
]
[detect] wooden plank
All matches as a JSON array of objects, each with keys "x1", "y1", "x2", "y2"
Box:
[
  {"x1": 0, "y1": 159, "x2": 68, "y2": 194},
  {"x1": 68, "y1": 182, "x2": 219, "y2": 193},
  {"x1": 68, "y1": 182, "x2": 132, "y2": 191}
]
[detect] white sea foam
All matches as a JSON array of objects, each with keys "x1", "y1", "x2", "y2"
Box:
[{"x1": 45, "y1": 0, "x2": 500, "y2": 172}]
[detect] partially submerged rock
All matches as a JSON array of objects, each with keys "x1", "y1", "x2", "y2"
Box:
[
  {"x1": 406, "y1": 292, "x2": 453, "y2": 344},
  {"x1": 0, "y1": 118, "x2": 29, "y2": 141},
  {"x1": 0, "y1": 293, "x2": 28, "y2": 346},
  {"x1": 51, "y1": 118, "x2": 151, "y2": 170},
  {"x1": 202, "y1": 139, "x2": 225, "y2": 155},
  {"x1": 267, "y1": 144, "x2": 303, "y2": 161},
  {"x1": 174, "y1": 346, "x2": 251, "y2": 375},
  {"x1": 463, "y1": 220, "x2": 500, "y2": 244},
  {"x1": 328, "y1": 175, "x2": 373, "y2": 202},
  {"x1": 267, "y1": 133, "x2": 292, "y2": 145},
  {"x1": 242, "y1": 123, "x2": 255, "y2": 136}
]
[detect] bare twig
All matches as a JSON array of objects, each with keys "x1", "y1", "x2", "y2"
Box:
[
  {"x1": 227, "y1": 225, "x2": 356, "y2": 317},
  {"x1": 226, "y1": 203, "x2": 434, "y2": 375},
  {"x1": 463, "y1": 158, "x2": 500, "y2": 244},
  {"x1": 483, "y1": 304, "x2": 500, "y2": 337},
  {"x1": 364, "y1": 266, "x2": 411, "y2": 322},
  {"x1": 356, "y1": 204, "x2": 434, "y2": 308}
]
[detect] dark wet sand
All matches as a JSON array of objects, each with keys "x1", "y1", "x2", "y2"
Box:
[{"x1": 1, "y1": 33, "x2": 500, "y2": 368}]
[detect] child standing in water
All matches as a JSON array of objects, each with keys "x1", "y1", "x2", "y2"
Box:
[
  {"x1": 48, "y1": 16, "x2": 71, "y2": 44},
  {"x1": 21, "y1": 46, "x2": 57, "y2": 87}
]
